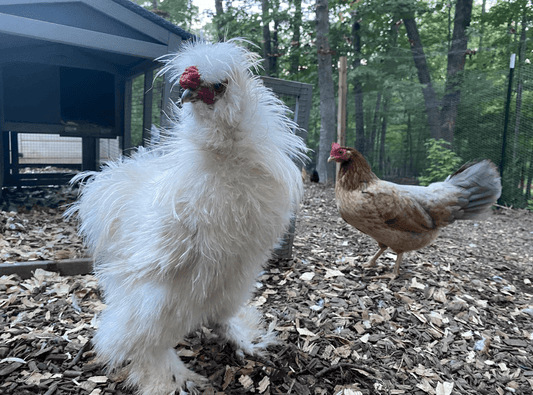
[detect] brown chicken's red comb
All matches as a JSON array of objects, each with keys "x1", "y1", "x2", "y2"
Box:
[
  {"x1": 331, "y1": 142, "x2": 341, "y2": 152},
  {"x1": 179, "y1": 66, "x2": 201, "y2": 90}
]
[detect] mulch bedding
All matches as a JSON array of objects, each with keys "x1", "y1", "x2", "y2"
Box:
[{"x1": 1, "y1": 182, "x2": 533, "y2": 395}]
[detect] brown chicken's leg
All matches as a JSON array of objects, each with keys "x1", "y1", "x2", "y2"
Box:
[
  {"x1": 392, "y1": 252, "x2": 404, "y2": 277},
  {"x1": 364, "y1": 243, "x2": 388, "y2": 268},
  {"x1": 371, "y1": 249, "x2": 404, "y2": 280}
]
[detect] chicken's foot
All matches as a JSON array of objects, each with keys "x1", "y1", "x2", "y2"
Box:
[
  {"x1": 371, "y1": 252, "x2": 404, "y2": 280},
  {"x1": 363, "y1": 244, "x2": 388, "y2": 269}
]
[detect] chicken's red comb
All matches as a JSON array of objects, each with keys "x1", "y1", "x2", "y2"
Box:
[
  {"x1": 331, "y1": 142, "x2": 341, "y2": 152},
  {"x1": 179, "y1": 66, "x2": 201, "y2": 90}
]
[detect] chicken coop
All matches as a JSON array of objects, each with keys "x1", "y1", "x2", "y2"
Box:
[{"x1": 0, "y1": 0, "x2": 194, "y2": 190}]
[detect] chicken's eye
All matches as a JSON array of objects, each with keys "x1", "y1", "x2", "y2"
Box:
[{"x1": 214, "y1": 82, "x2": 226, "y2": 93}]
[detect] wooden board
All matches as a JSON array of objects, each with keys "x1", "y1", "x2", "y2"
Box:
[{"x1": 0, "y1": 258, "x2": 93, "y2": 279}]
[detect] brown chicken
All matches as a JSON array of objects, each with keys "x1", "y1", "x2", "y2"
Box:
[{"x1": 328, "y1": 143, "x2": 502, "y2": 278}]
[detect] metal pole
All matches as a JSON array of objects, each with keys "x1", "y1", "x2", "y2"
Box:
[{"x1": 500, "y1": 53, "x2": 515, "y2": 178}]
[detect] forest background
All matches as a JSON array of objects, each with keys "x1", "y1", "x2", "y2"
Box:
[{"x1": 130, "y1": 0, "x2": 533, "y2": 209}]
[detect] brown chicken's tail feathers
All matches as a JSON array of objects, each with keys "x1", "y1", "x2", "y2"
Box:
[{"x1": 445, "y1": 160, "x2": 502, "y2": 219}]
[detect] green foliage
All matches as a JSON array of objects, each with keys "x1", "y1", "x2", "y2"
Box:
[
  {"x1": 418, "y1": 139, "x2": 462, "y2": 186},
  {"x1": 124, "y1": 0, "x2": 533, "y2": 205},
  {"x1": 132, "y1": 0, "x2": 199, "y2": 31}
]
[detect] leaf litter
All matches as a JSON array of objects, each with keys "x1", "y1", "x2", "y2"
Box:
[{"x1": 1, "y1": 182, "x2": 533, "y2": 394}]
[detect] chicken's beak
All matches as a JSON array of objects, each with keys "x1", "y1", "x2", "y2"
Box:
[
  {"x1": 181, "y1": 88, "x2": 193, "y2": 104},
  {"x1": 327, "y1": 156, "x2": 334, "y2": 163}
]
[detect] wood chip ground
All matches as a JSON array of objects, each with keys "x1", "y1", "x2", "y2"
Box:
[{"x1": 1, "y1": 183, "x2": 533, "y2": 394}]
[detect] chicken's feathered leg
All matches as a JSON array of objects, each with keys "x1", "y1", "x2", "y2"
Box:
[
  {"x1": 214, "y1": 305, "x2": 277, "y2": 360},
  {"x1": 93, "y1": 277, "x2": 207, "y2": 395},
  {"x1": 364, "y1": 242, "x2": 388, "y2": 268}
]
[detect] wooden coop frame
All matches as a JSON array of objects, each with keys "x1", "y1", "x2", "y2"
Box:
[
  {"x1": 261, "y1": 76, "x2": 313, "y2": 259},
  {"x1": 0, "y1": 0, "x2": 194, "y2": 190},
  {"x1": 261, "y1": 76, "x2": 313, "y2": 143}
]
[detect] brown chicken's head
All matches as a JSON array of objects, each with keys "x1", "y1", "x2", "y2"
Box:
[
  {"x1": 179, "y1": 65, "x2": 227, "y2": 105},
  {"x1": 328, "y1": 142, "x2": 352, "y2": 163}
]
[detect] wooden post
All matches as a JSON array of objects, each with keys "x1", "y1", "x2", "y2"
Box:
[
  {"x1": 10, "y1": 131, "x2": 20, "y2": 186},
  {"x1": 122, "y1": 78, "x2": 133, "y2": 155},
  {"x1": 142, "y1": 69, "x2": 154, "y2": 147},
  {"x1": 336, "y1": 56, "x2": 348, "y2": 177},
  {"x1": 82, "y1": 137, "x2": 97, "y2": 171},
  {"x1": 161, "y1": 35, "x2": 182, "y2": 130},
  {"x1": 0, "y1": 67, "x2": 4, "y2": 191}
]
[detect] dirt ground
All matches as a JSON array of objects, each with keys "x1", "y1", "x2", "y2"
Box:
[{"x1": 1, "y1": 183, "x2": 533, "y2": 395}]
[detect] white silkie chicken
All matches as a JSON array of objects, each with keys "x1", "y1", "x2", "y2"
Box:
[{"x1": 67, "y1": 40, "x2": 307, "y2": 394}]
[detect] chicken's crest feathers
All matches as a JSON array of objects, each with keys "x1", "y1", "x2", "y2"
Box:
[
  {"x1": 159, "y1": 39, "x2": 261, "y2": 89},
  {"x1": 157, "y1": 40, "x2": 308, "y2": 168}
]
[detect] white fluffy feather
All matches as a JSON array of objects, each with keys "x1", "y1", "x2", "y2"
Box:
[{"x1": 66, "y1": 39, "x2": 307, "y2": 394}]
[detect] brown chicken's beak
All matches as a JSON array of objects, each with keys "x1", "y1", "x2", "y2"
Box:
[
  {"x1": 181, "y1": 88, "x2": 194, "y2": 103},
  {"x1": 327, "y1": 156, "x2": 334, "y2": 163}
]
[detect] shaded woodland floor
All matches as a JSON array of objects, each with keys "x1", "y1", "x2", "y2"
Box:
[{"x1": 1, "y1": 183, "x2": 533, "y2": 394}]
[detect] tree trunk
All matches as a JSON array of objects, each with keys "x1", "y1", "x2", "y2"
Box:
[
  {"x1": 479, "y1": 0, "x2": 486, "y2": 51},
  {"x1": 262, "y1": 0, "x2": 272, "y2": 76},
  {"x1": 403, "y1": 17, "x2": 441, "y2": 140},
  {"x1": 526, "y1": 150, "x2": 533, "y2": 201},
  {"x1": 404, "y1": 0, "x2": 472, "y2": 145},
  {"x1": 272, "y1": 10, "x2": 280, "y2": 77},
  {"x1": 352, "y1": 13, "x2": 366, "y2": 156},
  {"x1": 215, "y1": 0, "x2": 224, "y2": 42},
  {"x1": 406, "y1": 113, "x2": 413, "y2": 177},
  {"x1": 447, "y1": 1, "x2": 452, "y2": 52},
  {"x1": 369, "y1": 91, "x2": 382, "y2": 166},
  {"x1": 315, "y1": 0, "x2": 336, "y2": 184},
  {"x1": 289, "y1": 0, "x2": 302, "y2": 75},
  {"x1": 439, "y1": 0, "x2": 473, "y2": 145},
  {"x1": 379, "y1": 96, "x2": 389, "y2": 173}
]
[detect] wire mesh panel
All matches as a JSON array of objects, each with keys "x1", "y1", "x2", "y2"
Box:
[
  {"x1": 499, "y1": 62, "x2": 533, "y2": 207},
  {"x1": 98, "y1": 138, "x2": 121, "y2": 164},
  {"x1": 453, "y1": 62, "x2": 532, "y2": 207},
  {"x1": 130, "y1": 70, "x2": 165, "y2": 147},
  {"x1": 18, "y1": 134, "x2": 82, "y2": 165},
  {"x1": 17, "y1": 134, "x2": 121, "y2": 167}
]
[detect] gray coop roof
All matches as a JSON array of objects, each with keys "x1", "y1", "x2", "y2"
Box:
[{"x1": 0, "y1": 0, "x2": 195, "y2": 77}]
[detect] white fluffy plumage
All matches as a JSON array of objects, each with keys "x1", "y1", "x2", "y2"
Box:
[{"x1": 66, "y1": 40, "x2": 307, "y2": 394}]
